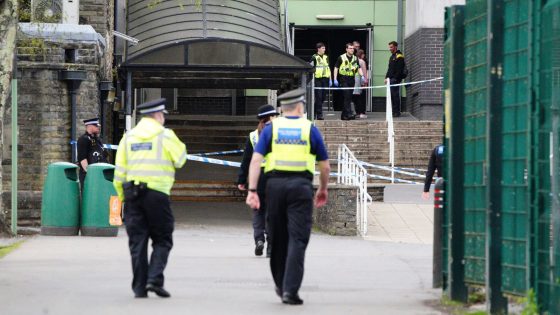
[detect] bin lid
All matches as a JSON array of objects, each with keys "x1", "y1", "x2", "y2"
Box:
[
  {"x1": 50, "y1": 162, "x2": 78, "y2": 169},
  {"x1": 87, "y1": 163, "x2": 115, "y2": 170}
]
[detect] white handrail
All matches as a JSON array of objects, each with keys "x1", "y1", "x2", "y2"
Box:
[
  {"x1": 385, "y1": 82, "x2": 396, "y2": 183},
  {"x1": 337, "y1": 144, "x2": 373, "y2": 237}
]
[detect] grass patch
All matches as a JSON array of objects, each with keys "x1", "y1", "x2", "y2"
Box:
[{"x1": 0, "y1": 240, "x2": 25, "y2": 259}]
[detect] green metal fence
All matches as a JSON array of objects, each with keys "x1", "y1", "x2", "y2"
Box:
[
  {"x1": 500, "y1": 0, "x2": 531, "y2": 296},
  {"x1": 462, "y1": 0, "x2": 488, "y2": 287},
  {"x1": 443, "y1": 0, "x2": 560, "y2": 313}
]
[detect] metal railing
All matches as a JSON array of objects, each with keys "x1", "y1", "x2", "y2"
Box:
[
  {"x1": 385, "y1": 82, "x2": 396, "y2": 183},
  {"x1": 337, "y1": 144, "x2": 372, "y2": 236}
]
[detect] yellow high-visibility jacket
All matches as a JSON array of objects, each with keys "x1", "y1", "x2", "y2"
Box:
[{"x1": 113, "y1": 117, "x2": 187, "y2": 201}]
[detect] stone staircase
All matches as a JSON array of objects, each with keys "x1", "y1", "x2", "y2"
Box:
[
  {"x1": 166, "y1": 115, "x2": 255, "y2": 154},
  {"x1": 164, "y1": 115, "x2": 443, "y2": 201},
  {"x1": 166, "y1": 115, "x2": 254, "y2": 202},
  {"x1": 171, "y1": 180, "x2": 246, "y2": 202},
  {"x1": 315, "y1": 120, "x2": 443, "y2": 183}
]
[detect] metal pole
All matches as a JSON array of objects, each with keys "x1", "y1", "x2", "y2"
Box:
[
  {"x1": 11, "y1": 66, "x2": 18, "y2": 235},
  {"x1": 126, "y1": 71, "x2": 132, "y2": 131},
  {"x1": 447, "y1": 6, "x2": 468, "y2": 302},
  {"x1": 71, "y1": 85, "x2": 77, "y2": 163},
  {"x1": 433, "y1": 178, "x2": 444, "y2": 288},
  {"x1": 486, "y1": 1, "x2": 507, "y2": 313}
]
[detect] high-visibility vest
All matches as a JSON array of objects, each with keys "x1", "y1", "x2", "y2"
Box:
[
  {"x1": 264, "y1": 117, "x2": 315, "y2": 174},
  {"x1": 113, "y1": 117, "x2": 187, "y2": 200},
  {"x1": 249, "y1": 129, "x2": 266, "y2": 167},
  {"x1": 338, "y1": 54, "x2": 358, "y2": 77},
  {"x1": 313, "y1": 54, "x2": 331, "y2": 78}
]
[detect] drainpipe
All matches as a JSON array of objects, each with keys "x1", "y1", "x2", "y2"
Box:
[
  {"x1": 60, "y1": 70, "x2": 87, "y2": 163},
  {"x1": 99, "y1": 81, "x2": 113, "y2": 141}
]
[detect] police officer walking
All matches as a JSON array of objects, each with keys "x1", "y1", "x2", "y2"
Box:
[
  {"x1": 238, "y1": 104, "x2": 279, "y2": 257},
  {"x1": 246, "y1": 88, "x2": 330, "y2": 305},
  {"x1": 333, "y1": 43, "x2": 365, "y2": 120},
  {"x1": 113, "y1": 98, "x2": 187, "y2": 298},
  {"x1": 310, "y1": 42, "x2": 331, "y2": 120},
  {"x1": 77, "y1": 118, "x2": 108, "y2": 190}
]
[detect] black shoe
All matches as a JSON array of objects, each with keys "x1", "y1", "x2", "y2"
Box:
[
  {"x1": 275, "y1": 286, "x2": 282, "y2": 297},
  {"x1": 282, "y1": 292, "x2": 304, "y2": 305},
  {"x1": 348, "y1": 115, "x2": 356, "y2": 120},
  {"x1": 255, "y1": 240, "x2": 264, "y2": 256},
  {"x1": 392, "y1": 112, "x2": 401, "y2": 117},
  {"x1": 316, "y1": 115, "x2": 324, "y2": 120},
  {"x1": 146, "y1": 284, "x2": 171, "y2": 298},
  {"x1": 134, "y1": 291, "x2": 148, "y2": 298}
]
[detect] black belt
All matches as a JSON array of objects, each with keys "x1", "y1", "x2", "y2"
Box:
[{"x1": 266, "y1": 171, "x2": 313, "y2": 181}]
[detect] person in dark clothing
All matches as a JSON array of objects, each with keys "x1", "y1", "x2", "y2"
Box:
[
  {"x1": 309, "y1": 42, "x2": 331, "y2": 120},
  {"x1": 422, "y1": 144, "x2": 444, "y2": 200},
  {"x1": 246, "y1": 88, "x2": 330, "y2": 305},
  {"x1": 385, "y1": 41, "x2": 406, "y2": 117},
  {"x1": 77, "y1": 117, "x2": 108, "y2": 191},
  {"x1": 334, "y1": 43, "x2": 365, "y2": 120},
  {"x1": 238, "y1": 104, "x2": 279, "y2": 257}
]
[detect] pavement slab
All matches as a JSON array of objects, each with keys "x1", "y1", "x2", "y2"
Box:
[{"x1": 0, "y1": 201, "x2": 441, "y2": 314}]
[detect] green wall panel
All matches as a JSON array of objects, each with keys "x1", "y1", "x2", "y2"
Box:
[
  {"x1": 287, "y1": 1, "x2": 374, "y2": 26},
  {"x1": 374, "y1": 1, "x2": 399, "y2": 25}
]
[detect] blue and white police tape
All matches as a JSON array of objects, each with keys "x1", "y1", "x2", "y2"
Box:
[
  {"x1": 357, "y1": 160, "x2": 426, "y2": 178},
  {"x1": 192, "y1": 149, "x2": 244, "y2": 156},
  {"x1": 314, "y1": 77, "x2": 443, "y2": 90},
  {"x1": 187, "y1": 155, "x2": 241, "y2": 167},
  {"x1": 104, "y1": 144, "x2": 119, "y2": 150}
]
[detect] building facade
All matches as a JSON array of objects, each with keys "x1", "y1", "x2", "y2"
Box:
[
  {"x1": 404, "y1": 0, "x2": 465, "y2": 119},
  {"x1": 285, "y1": 0, "x2": 405, "y2": 111}
]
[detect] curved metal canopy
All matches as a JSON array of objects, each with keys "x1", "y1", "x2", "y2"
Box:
[{"x1": 122, "y1": 0, "x2": 310, "y2": 89}]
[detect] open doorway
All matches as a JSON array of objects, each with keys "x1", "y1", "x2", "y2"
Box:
[{"x1": 292, "y1": 27, "x2": 371, "y2": 112}]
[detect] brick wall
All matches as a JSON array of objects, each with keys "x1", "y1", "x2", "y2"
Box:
[
  {"x1": 3, "y1": 39, "x2": 105, "y2": 226},
  {"x1": 404, "y1": 28, "x2": 444, "y2": 120}
]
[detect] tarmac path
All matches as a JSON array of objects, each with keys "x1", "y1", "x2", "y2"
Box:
[{"x1": 0, "y1": 201, "x2": 441, "y2": 315}]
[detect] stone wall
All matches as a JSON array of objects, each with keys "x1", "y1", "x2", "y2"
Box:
[
  {"x1": 80, "y1": 0, "x2": 113, "y2": 80},
  {"x1": 0, "y1": 0, "x2": 17, "y2": 234},
  {"x1": 313, "y1": 185, "x2": 357, "y2": 236},
  {"x1": 3, "y1": 38, "x2": 104, "y2": 226},
  {"x1": 404, "y1": 28, "x2": 444, "y2": 120}
]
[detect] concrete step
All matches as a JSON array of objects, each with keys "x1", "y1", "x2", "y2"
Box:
[{"x1": 171, "y1": 180, "x2": 245, "y2": 202}]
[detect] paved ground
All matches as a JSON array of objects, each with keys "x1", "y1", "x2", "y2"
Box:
[
  {"x1": 0, "y1": 201, "x2": 441, "y2": 315},
  {"x1": 366, "y1": 184, "x2": 435, "y2": 244}
]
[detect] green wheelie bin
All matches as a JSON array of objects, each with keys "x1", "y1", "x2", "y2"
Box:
[
  {"x1": 41, "y1": 162, "x2": 80, "y2": 236},
  {"x1": 81, "y1": 163, "x2": 119, "y2": 236}
]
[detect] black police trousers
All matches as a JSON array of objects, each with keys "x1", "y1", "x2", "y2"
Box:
[
  {"x1": 340, "y1": 75, "x2": 355, "y2": 118},
  {"x1": 314, "y1": 77, "x2": 329, "y2": 117},
  {"x1": 124, "y1": 188, "x2": 174, "y2": 296},
  {"x1": 253, "y1": 190, "x2": 267, "y2": 244},
  {"x1": 266, "y1": 176, "x2": 313, "y2": 295},
  {"x1": 390, "y1": 78, "x2": 402, "y2": 115}
]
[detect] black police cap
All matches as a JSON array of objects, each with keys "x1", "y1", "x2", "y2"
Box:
[
  {"x1": 257, "y1": 104, "x2": 279, "y2": 119},
  {"x1": 137, "y1": 98, "x2": 169, "y2": 115},
  {"x1": 277, "y1": 88, "x2": 306, "y2": 107},
  {"x1": 83, "y1": 118, "x2": 100, "y2": 126}
]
